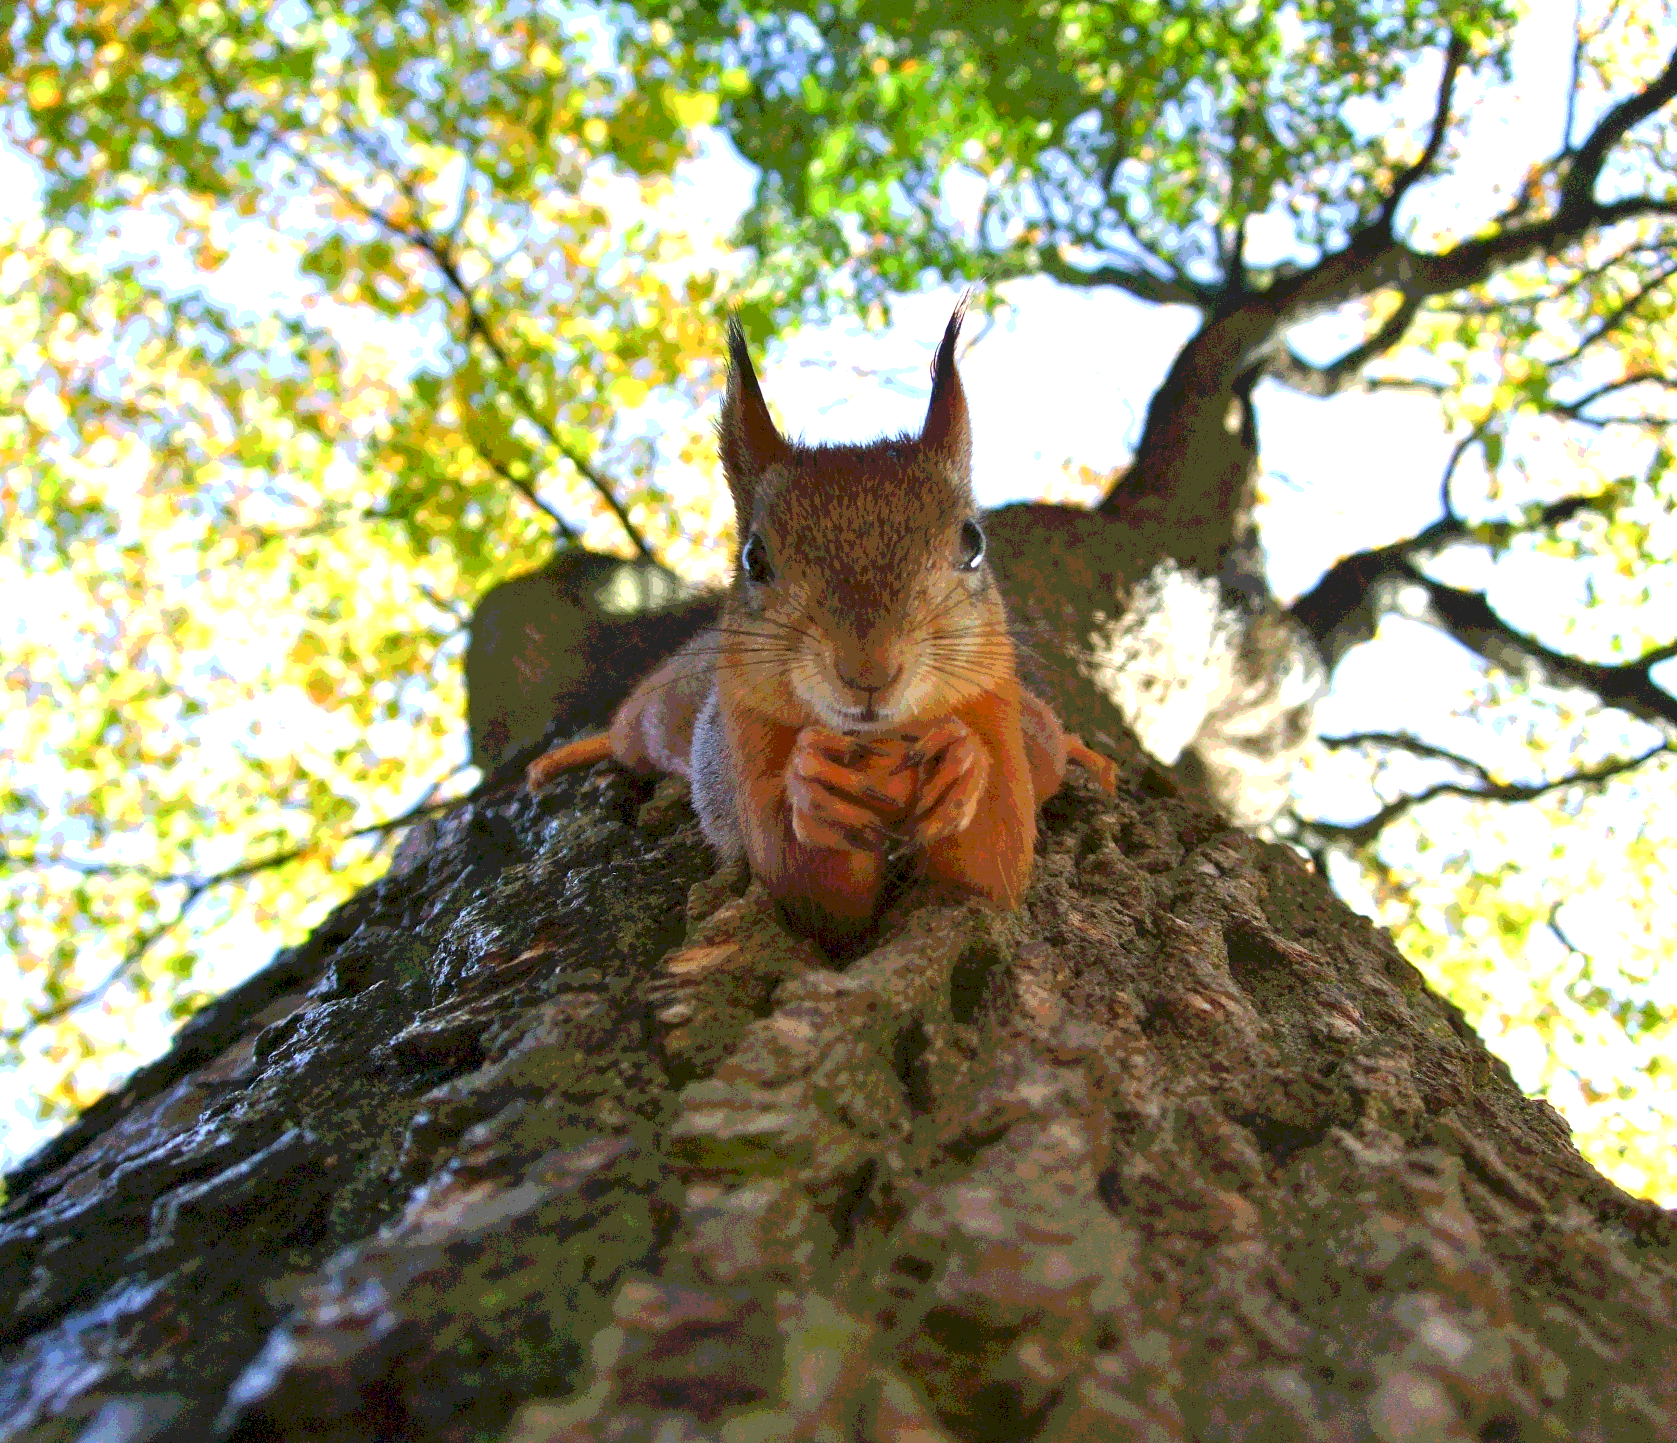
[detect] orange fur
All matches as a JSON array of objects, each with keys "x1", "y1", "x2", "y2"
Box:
[
  {"x1": 1018, "y1": 686, "x2": 1072, "y2": 803},
  {"x1": 920, "y1": 677, "x2": 1038, "y2": 909},
  {"x1": 607, "y1": 633, "x2": 712, "y2": 779},
  {"x1": 717, "y1": 690, "x2": 891, "y2": 939},
  {"x1": 525, "y1": 732, "x2": 612, "y2": 790}
]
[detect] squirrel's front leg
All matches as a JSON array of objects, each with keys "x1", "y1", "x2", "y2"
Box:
[
  {"x1": 912, "y1": 683, "x2": 1038, "y2": 909},
  {"x1": 525, "y1": 630, "x2": 716, "y2": 792},
  {"x1": 1017, "y1": 688, "x2": 1118, "y2": 799},
  {"x1": 703, "y1": 702, "x2": 895, "y2": 941}
]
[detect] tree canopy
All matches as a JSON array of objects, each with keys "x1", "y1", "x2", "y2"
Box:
[
  {"x1": 0, "y1": 0, "x2": 735, "y2": 1132},
  {"x1": 2, "y1": 0, "x2": 1674, "y2": 1200},
  {"x1": 626, "y1": 0, "x2": 1677, "y2": 1198}
]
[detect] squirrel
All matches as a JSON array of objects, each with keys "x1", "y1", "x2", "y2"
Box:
[{"x1": 525, "y1": 302, "x2": 1115, "y2": 941}]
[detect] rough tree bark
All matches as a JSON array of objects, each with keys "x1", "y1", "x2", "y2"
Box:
[{"x1": 3, "y1": 707, "x2": 1672, "y2": 1441}]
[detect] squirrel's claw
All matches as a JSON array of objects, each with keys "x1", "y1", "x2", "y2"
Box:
[
  {"x1": 906, "y1": 719, "x2": 989, "y2": 845},
  {"x1": 787, "y1": 727, "x2": 917, "y2": 855},
  {"x1": 784, "y1": 717, "x2": 998, "y2": 855},
  {"x1": 1065, "y1": 735, "x2": 1118, "y2": 795}
]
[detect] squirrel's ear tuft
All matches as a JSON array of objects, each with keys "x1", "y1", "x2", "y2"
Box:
[
  {"x1": 920, "y1": 293, "x2": 972, "y2": 479},
  {"x1": 718, "y1": 317, "x2": 788, "y2": 519}
]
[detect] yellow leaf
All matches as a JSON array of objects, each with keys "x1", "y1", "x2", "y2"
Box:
[
  {"x1": 663, "y1": 90, "x2": 718, "y2": 129},
  {"x1": 612, "y1": 375, "x2": 650, "y2": 408},
  {"x1": 26, "y1": 70, "x2": 62, "y2": 110}
]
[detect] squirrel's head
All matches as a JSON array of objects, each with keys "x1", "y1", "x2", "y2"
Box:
[{"x1": 715, "y1": 299, "x2": 1011, "y2": 731}]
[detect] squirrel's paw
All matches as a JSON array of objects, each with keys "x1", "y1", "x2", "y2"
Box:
[
  {"x1": 902, "y1": 717, "x2": 991, "y2": 846},
  {"x1": 1065, "y1": 735, "x2": 1118, "y2": 796},
  {"x1": 787, "y1": 728, "x2": 917, "y2": 855},
  {"x1": 526, "y1": 732, "x2": 615, "y2": 792}
]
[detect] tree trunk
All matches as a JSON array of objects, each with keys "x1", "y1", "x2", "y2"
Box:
[{"x1": 2, "y1": 736, "x2": 1671, "y2": 1443}]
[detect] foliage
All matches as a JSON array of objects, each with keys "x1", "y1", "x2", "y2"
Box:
[
  {"x1": 628, "y1": 0, "x2": 1518, "y2": 312},
  {"x1": 0, "y1": 0, "x2": 733, "y2": 1124}
]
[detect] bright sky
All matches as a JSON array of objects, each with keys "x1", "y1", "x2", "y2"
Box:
[{"x1": 3, "y1": 5, "x2": 1672, "y2": 1192}]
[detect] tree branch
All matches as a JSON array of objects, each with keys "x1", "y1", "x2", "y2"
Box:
[
  {"x1": 1559, "y1": 41, "x2": 1677, "y2": 217},
  {"x1": 1225, "y1": 215, "x2": 1248, "y2": 298},
  {"x1": 1551, "y1": 370, "x2": 1677, "y2": 426},
  {"x1": 1108, "y1": 38, "x2": 1677, "y2": 518},
  {"x1": 1563, "y1": 0, "x2": 1586, "y2": 151},
  {"x1": 1261, "y1": 39, "x2": 1677, "y2": 349},
  {"x1": 1547, "y1": 899, "x2": 1591, "y2": 961},
  {"x1": 1544, "y1": 259, "x2": 1677, "y2": 368},
  {"x1": 170, "y1": 13, "x2": 655, "y2": 562},
  {"x1": 1377, "y1": 33, "x2": 1471, "y2": 233},
  {"x1": 1264, "y1": 291, "x2": 1425, "y2": 396},
  {"x1": 1317, "y1": 729, "x2": 1493, "y2": 786},
  {"x1": 1275, "y1": 192, "x2": 1677, "y2": 347},
  {"x1": 1435, "y1": 423, "x2": 1491, "y2": 520},
  {"x1": 1408, "y1": 570, "x2": 1677, "y2": 725},
  {"x1": 2, "y1": 772, "x2": 471, "y2": 1041},
  {"x1": 1290, "y1": 740, "x2": 1671, "y2": 850},
  {"x1": 1039, "y1": 243, "x2": 1207, "y2": 309},
  {"x1": 1360, "y1": 373, "x2": 1450, "y2": 397},
  {"x1": 1, "y1": 881, "x2": 214, "y2": 1044},
  {"x1": 323, "y1": 129, "x2": 660, "y2": 565},
  {"x1": 0, "y1": 849, "x2": 172, "y2": 882},
  {"x1": 463, "y1": 434, "x2": 578, "y2": 539},
  {"x1": 1289, "y1": 438, "x2": 1662, "y2": 712},
  {"x1": 1430, "y1": 233, "x2": 1676, "y2": 319},
  {"x1": 1293, "y1": 539, "x2": 1677, "y2": 731},
  {"x1": 417, "y1": 583, "x2": 472, "y2": 628}
]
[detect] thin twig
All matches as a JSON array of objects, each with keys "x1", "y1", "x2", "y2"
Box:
[
  {"x1": 170, "y1": 12, "x2": 653, "y2": 560},
  {"x1": 1378, "y1": 33, "x2": 1470, "y2": 233},
  {"x1": 2, "y1": 882, "x2": 213, "y2": 1042},
  {"x1": 1317, "y1": 730, "x2": 1494, "y2": 787},
  {"x1": 463, "y1": 433, "x2": 575, "y2": 537},
  {"x1": 1437, "y1": 424, "x2": 1488, "y2": 521},
  {"x1": 1295, "y1": 741, "x2": 1671, "y2": 850},
  {"x1": 4, "y1": 769, "x2": 472, "y2": 1038},
  {"x1": 1547, "y1": 899, "x2": 1590, "y2": 960}
]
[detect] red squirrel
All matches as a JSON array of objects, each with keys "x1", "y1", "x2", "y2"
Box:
[{"x1": 527, "y1": 303, "x2": 1114, "y2": 939}]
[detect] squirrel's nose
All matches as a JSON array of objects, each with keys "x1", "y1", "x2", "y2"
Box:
[{"x1": 835, "y1": 653, "x2": 902, "y2": 697}]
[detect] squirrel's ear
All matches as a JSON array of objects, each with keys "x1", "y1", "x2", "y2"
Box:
[
  {"x1": 920, "y1": 293, "x2": 972, "y2": 479},
  {"x1": 718, "y1": 318, "x2": 789, "y2": 517}
]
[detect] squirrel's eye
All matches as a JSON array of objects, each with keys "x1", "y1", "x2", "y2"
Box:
[
  {"x1": 956, "y1": 519, "x2": 986, "y2": 572},
  {"x1": 741, "y1": 531, "x2": 775, "y2": 584}
]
